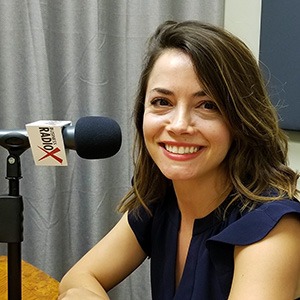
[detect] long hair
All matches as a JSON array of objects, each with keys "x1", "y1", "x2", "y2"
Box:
[{"x1": 118, "y1": 20, "x2": 299, "y2": 214}]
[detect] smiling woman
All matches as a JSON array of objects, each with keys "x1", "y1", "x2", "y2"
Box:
[{"x1": 58, "y1": 21, "x2": 300, "y2": 300}]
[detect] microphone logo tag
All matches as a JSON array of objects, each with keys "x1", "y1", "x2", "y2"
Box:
[{"x1": 26, "y1": 121, "x2": 71, "y2": 166}]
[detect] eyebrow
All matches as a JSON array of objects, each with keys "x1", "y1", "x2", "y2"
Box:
[
  {"x1": 149, "y1": 88, "x2": 173, "y2": 96},
  {"x1": 149, "y1": 87, "x2": 208, "y2": 98}
]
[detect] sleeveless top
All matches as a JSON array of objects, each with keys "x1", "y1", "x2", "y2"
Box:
[{"x1": 128, "y1": 190, "x2": 300, "y2": 299}]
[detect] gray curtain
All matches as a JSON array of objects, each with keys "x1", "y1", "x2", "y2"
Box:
[{"x1": 0, "y1": 0, "x2": 224, "y2": 298}]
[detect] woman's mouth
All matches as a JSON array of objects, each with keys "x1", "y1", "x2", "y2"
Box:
[{"x1": 164, "y1": 144, "x2": 200, "y2": 154}]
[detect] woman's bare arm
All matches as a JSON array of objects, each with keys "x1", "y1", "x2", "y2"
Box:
[
  {"x1": 229, "y1": 214, "x2": 300, "y2": 300},
  {"x1": 58, "y1": 212, "x2": 147, "y2": 299}
]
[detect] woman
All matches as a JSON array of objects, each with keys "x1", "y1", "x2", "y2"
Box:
[{"x1": 58, "y1": 21, "x2": 300, "y2": 299}]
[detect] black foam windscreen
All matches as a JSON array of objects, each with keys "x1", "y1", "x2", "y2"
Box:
[{"x1": 74, "y1": 116, "x2": 122, "y2": 159}]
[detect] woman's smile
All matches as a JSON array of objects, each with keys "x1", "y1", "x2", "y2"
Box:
[
  {"x1": 164, "y1": 143, "x2": 200, "y2": 155},
  {"x1": 158, "y1": 141, "x2": 204, "y2": 162}
]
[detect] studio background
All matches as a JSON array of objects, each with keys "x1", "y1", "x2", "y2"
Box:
[{"x1": 0, "y1": 1, "x2": 224, "y2": 299}]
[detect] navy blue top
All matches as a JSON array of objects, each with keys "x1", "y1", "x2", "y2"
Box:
[{"x1": 128, "y1": 190, "x2": 300, "y2": 299}]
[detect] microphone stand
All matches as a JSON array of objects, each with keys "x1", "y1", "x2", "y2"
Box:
[{"x1": 0, "y1": 133, "x2": 29, "y2": 300}]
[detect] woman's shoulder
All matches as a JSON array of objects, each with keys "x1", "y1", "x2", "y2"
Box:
[
  {"x1": 127, "y1": 190, "x2": 178, "y2": 256},
  {"x1": 209, "y1": 197, "x2": 300, "y2": 246},
  {"x1": 242, "y1": 197, "x2": 300, "y2": 224}
]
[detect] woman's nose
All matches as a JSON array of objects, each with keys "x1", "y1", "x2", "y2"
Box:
[{"x1": 166, "y1": 107, "x2": 194, "y2": 135}]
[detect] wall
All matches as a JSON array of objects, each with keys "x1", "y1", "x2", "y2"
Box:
[
  {"x1": 224, "y1": 0, "x2": 262, "y2": 60},
  {"x1": 287, "y1": 131, "x2": 300, "y2": 190},
  {"x1": 224, "y1": 0, "x2": 300, "y2": 190}
]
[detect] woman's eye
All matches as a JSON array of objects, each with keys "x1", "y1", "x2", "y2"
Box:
[
  {"x1": 199, "y1": 101, "x2": 218, "y2": 111},
  {"x1": 150, "y1": 98, "x2": 171, "y2": 106}
]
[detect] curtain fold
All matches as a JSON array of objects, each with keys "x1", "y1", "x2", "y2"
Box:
[{"x1": 0, "y1": 1, "x2": 224, "y2": 298}]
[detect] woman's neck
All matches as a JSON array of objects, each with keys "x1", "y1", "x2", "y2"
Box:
[{"x1": 173, "y1": 173, "x2": 232, "y2": 219}]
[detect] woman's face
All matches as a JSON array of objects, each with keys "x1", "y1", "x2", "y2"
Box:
[{"x1": 143, "y1": 49, "x2": 232, "y2": 184}]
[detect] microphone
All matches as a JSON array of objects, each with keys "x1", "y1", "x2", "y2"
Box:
[
  {"x1": 0, "y1": 116, "x2": 122, "y2": 161},
  {"x1": 64, "y1": 116, "x2": 122, "y2": 159}
]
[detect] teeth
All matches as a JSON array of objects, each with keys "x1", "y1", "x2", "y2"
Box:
[{"x1": 165, "y1": 144, "x2": 199, "y2": 154}]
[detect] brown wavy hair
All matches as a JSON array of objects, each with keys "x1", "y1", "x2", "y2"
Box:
[{"x1": 118, "y1": 20, "x2": 299, "y2": 214}]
